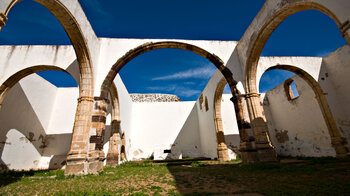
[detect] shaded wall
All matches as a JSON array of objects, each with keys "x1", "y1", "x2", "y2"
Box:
[
  {"x1": 263, "y1": 75, "x2": 335, "y2": 157},
  {"x1": 319, "y1": 45, "x2": 350, "y2": 146},
  {"x1": 0, "y1": 74, "x2": 78, "y2": 170}
]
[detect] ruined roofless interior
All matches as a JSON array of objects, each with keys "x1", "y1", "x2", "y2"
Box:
[{"x1": 0, "y1": 0, "x2": 349, "y2": 176}]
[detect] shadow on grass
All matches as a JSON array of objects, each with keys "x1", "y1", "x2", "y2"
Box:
[
  {"x1": 0, "y1": 169, "x2": 64, "y2": 187},
  {"x1": 165, "y1": 157, "x2": 350, "y2": 195}
]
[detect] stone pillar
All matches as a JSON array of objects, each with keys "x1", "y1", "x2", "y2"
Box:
[
  {"x1": 0, "y1": 11, "x2": 8, "y2": 30},
  {"x1": 214, "y1": 117, "x2": 230, "y2": 162},
  {"x1": 65, "y1": 96, "x2": 94, "y2": 175},
  {"x1": 230, "y1": 91, "x2": 258, "y2": 164},
  {"x1": 106, "y1": 120, "x2": 122, "y2": 166},
  {"x1": 87, "y1": 98, "x2": 108, "y2": 173},
  {"x1": 245, "y1": 93, "x2": 277, "y2": 162}
]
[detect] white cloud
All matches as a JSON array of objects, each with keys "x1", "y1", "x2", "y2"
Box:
[
  {"x1": 146, "y1": 85, "x2": 201, "y2": 98},
  {"x1": 151, "y1": 64, "x2": 215, "y2": 81}
]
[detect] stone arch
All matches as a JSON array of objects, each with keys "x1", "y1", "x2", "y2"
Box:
[
  {"x1": 1, "y1": 0, "x2": 95, "y2": 175},
  {"x1": 213, "y1": 78, "x2": 231, "y2": 162},
  {"x1": 245, "y1": 1, "x2": 349, "y2": 96},
  {"x1": 110, "y1": 83, "x2": 120, "y2": 122},
  {"x1": 99, "y1": 41, "x2": 244, "y2": 162},
  {"x1": 106, "y1": 83, "x2": 123, "y2": 166},
  {"x1": 238, "y1": 1, "x2": 350, "y2": 162},
  {"x1": 265, "y1": 64, "x2": 348, "y2": 157},
  {"x1": 0, "y1": 65, "x2": 74, "y2": 107},
  {"x1": 100, "y1": 41, "x2": 237, "y2": 99}
]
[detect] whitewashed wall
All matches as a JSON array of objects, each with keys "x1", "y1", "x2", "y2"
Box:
[
  {"x1": 0, "y1": 74, "x2": 78, "y2": 170},
  {"x1": 128, "y1": 101, "x2": 200, "y2": 160},
  {"x1": 263, "y1": 75, "x2": 335, "y2": 157},
  {"x1": 319, "y1": 45, "x2": 350, "y2": 146}
]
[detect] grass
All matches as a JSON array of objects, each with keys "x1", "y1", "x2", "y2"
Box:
[{"x1": 0, "y1": 157, "x2": 350, "y2": 195}]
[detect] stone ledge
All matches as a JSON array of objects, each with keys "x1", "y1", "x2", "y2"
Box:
[{"x1": 130, "y1": 93, "x2": 180, "y2": 102}]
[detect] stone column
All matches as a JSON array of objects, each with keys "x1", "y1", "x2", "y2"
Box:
[
  {"x1": 230, "y1": 91, "x2": 258, "y2": 164},
  {"x1": 65, "y1": 96, "x2": 94, "y2": 175},
  {"x1": 106, "y1": 119, "x2": 122, "y2": 166},
  {"x1": 245, "y1": 92, "x2": 277, "y2": 162},
  {"x1": 214, "y1": 117, "x2": 230, "y2": 162},
  {"x1": 87, "y1": 97, "x2": 108, "y2": 173}
]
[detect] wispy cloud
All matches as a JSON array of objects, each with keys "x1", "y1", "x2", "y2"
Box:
[
  {"x1": 147, "y1": 85, "x2": 201, "y2": 98},
  {"x1": 152, "y1": 64, "x2": 215, "y2": 81},
  {"x1": 259, "y1": 70, "x2": 295, "y2": 92},
  {"x1": 82, "y1": 0, "x2": 112, "y2": 18}
]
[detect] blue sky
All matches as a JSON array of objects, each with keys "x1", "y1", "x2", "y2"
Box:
[{"x1": 0, "y1": 0, "x2": 346, "y2": 100}]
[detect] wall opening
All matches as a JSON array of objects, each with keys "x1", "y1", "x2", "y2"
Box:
[
  {"x1": 284, "y1": 79, "x2": 299, "y2": 100},
  {"x1": 259, "y1": 67, "x2": 340, "y2": 157}
]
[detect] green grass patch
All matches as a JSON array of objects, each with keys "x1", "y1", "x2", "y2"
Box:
[{"x1": 0, "y1": 158, "x2": 350, "y2": 195}]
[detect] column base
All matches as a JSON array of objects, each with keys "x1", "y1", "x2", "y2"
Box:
[
  {"x1": 240, "y1": 141, "x2": 259, "y2": 164},
  {"x1": 65, "y1": 159, "x2": 104, "y2": 176},
  {"x1": 332, "y1": 137, "x2": 350, "y2": 158},
  {"x1": 106, "y1": 152, "x2": 119, "y2": 166},
  {"x1": 217, "y1": 144, "x2": 230, "y2": 162},
  {"x1": 65, "y1": 151, "x2": 105, "y2": 176},
  {"x1": 256, "y1": 145, "x2": 277, "y2": 162},
  {"x1": 240, "y1": 151, "x2": 259, "y2": 164}
]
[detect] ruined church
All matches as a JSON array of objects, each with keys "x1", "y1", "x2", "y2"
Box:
[{"x1": 0, "y1": 0, "x2": 349, "y2": 175}]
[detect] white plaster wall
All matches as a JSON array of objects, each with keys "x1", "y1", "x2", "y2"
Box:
[
  {"x1": 263, "y1": 75, "x2": 335, "y2": 157},
  {"x1": 114, "y1": 75, "x2": 134, "y2": 160},
  {"x1": 0, "y1": 74, "x2": 57, "y2": 170},
  {"x1": 319, "y1": 45, "x2": 350, "y2": 144},
  {"x1": 20, "y1": 74, "x2": 58, "y2": 131},
  {"x1": 48, "y1": 88, "x2": 78, "y2": 134},
  {"x1": 0, "y1": 45, "x2": 80, "y2": 86},
  {"x1": 256, "y1": 57, "x2": 323, "y2": 92},
  {"x1": 196, "y1": 71, "x2": 223, "y2": 159},
  {"x1": 0, "y1": 74, "x2": 79, "y2": 170},
  {"x1": 128, "y1": 101, "x2": 200, "y2": 160},
  {"x1": 221, "y1": 94, "x2": 240, "y2": 158}
]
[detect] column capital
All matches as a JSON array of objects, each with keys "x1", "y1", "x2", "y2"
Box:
[
  {"x1": 77, "y1": 96, "x2": 94, "y2": 103},
  {"x1": 243, "y1": 92, "x2": 261, "y2": 99}
]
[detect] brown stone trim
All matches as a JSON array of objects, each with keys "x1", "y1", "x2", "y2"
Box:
[
  {"x1": 0, "y1": 11, "x2": 8, "y2": 27},
  {"x1": 78, "y1": 96, "x2": 94, "y2": 103},
  {"x1": 243, "y1": 93, "x2": 260, "y2": 99},
  {"x1": 90, "y1": 135, "x2": 103, "y2": 143},
  {"x1": 94, "y1": 96, "x2": 110, "y2": 104},
  {"x1": 340, "y1": 20, "x2": 350, "y2": 37},
  {"x1": 91, "y1": 115, "x2": 106, "y2": 123}
]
